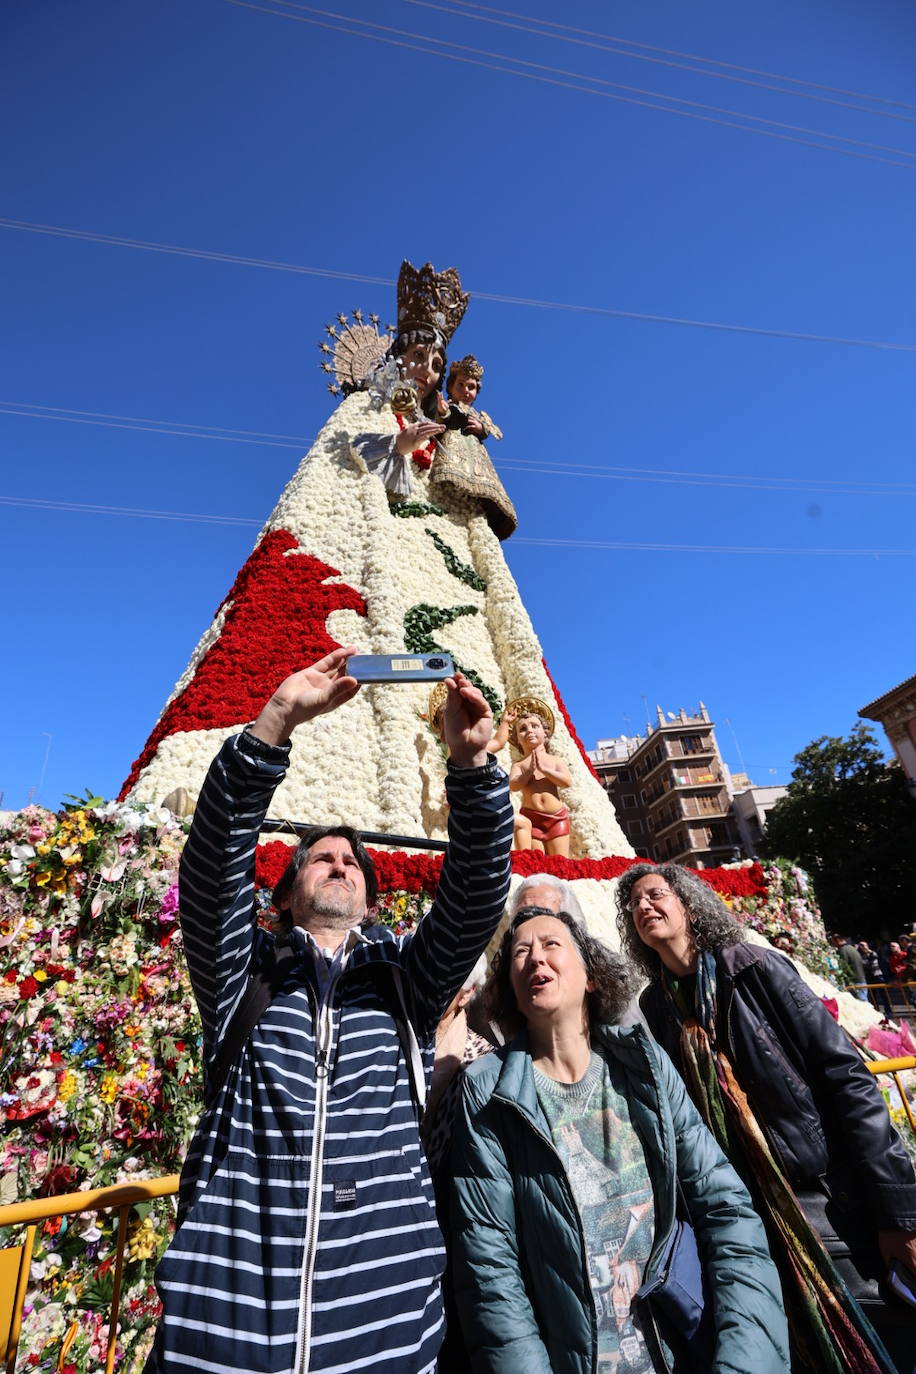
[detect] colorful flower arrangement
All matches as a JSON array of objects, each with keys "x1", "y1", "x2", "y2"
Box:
[
  {"x1": 0, "y1": 798, "x2": 198, "y2": 1372},
  {"x1": 719, "y1": 857, "x2": 833, "y2": 976}
]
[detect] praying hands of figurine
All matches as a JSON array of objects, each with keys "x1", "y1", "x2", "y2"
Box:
[{"x1": 512, "y1": 743, "x2": 572, "y2": 790}]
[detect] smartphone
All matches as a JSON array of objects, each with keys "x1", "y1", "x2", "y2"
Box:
[
  {"x1": 887, "y1": 1261, "x2": 916, "y2": 1310},
  {"x1": 347, "y1": 653, "x2": 454, "y2": 683}
]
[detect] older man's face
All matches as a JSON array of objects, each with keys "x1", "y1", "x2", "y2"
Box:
[{"x1": 518, "y1": 882, "x2": 564, "y2": 914}]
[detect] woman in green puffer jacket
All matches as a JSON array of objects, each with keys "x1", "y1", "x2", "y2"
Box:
[{"x1": 450, "y1": 897, "x2": 789, "y2": 1373}]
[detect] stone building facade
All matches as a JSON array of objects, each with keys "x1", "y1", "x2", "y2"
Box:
[{"x1": 588, "y1": 705, "x2": 741, "y2": 868}]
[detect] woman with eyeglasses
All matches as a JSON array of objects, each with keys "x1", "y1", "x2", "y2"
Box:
[
  {"x1": 449, "y1": 899, "x2": 789, "y2": 1373},
  {"x1": 617, "y1": 864, "x2": 916, "y2": 1374}
]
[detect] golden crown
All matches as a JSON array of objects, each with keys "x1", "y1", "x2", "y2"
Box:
[
  {"x1": 397, "y1": 260, "x2": 469, "y2": 346},
  {"x1": 448, "y1": 355, "x2": 484, "y2": 385}
]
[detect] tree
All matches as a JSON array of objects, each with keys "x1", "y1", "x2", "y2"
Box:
[{"x1": 760, "y1": 723, "x2": 916, "y2": 940}]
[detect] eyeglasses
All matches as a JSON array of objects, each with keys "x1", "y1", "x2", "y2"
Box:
[{"x1": 627, "y1": 887, "x2": 673, "y2": 912}]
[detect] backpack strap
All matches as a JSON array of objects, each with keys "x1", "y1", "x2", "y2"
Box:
[
  {"x1": 388, "y1": 965, "x2": 428, "y2": 1117},
  {"x1": 205, "y1": 938, "x2": 428, "y2": 1115},
  {"x1": 206, "y1": 939, "x2": 298, "y2": 1107}
]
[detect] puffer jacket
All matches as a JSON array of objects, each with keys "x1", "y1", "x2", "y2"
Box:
[
  {"x1": 640, "y1": 943, "x2": 916, "y2": 1230},
  {"x1": 450, "y1": 1023, "x2": 789, "y2": 1374}
]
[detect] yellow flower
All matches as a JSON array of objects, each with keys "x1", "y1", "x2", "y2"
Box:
[
  {"x1": 394, "y1": 895, "x2": 408, "y2": 917},
  {"x1": 58, "y1": 1071, "x2": 78, "y2": 1103},
  {"x1": 55, "y1": 980, "x2": 69, "y2": 995},
  {"x1": 33, "y1": 970, "x2": 47, "y2": 983},
  {"x1": 100, "y1": 1075, "x2": 118, "y2": 1105}
]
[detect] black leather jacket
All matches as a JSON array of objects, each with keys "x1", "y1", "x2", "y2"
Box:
[{"x1": 640, "y1": 942, "x2": 916, "y2": 1232}]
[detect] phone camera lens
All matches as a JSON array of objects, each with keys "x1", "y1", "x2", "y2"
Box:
[{"x1": 427, "y1": 657, "x2": 446, "y2": 669}]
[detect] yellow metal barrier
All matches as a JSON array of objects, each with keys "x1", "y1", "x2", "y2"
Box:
[
  {"x1": 0, "y1": 1175, "x2": 179, "y2": 1374},
  {"x1": 852, "y1": 979, "x2": 916, "y2": 1016},
  {"x1": 865, "y1": 1054, "x2": 916, "y2": 1136}
]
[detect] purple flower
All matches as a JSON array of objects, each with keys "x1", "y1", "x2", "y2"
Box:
[{"x1": 158, "y1": 883, "x2": 180, "y2": 924}]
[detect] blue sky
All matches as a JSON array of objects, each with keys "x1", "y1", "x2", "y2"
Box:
[{"x1": 2, "y1": 0, "x2": 915, "y2": 813}]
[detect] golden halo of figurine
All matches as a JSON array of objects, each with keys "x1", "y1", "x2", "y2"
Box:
[
  {"x1": 318, "y1": 310, "x2": 393, "y2": 396},
  {"x1": 504, "y1": 695, "x2": 555, "y2": 749}
]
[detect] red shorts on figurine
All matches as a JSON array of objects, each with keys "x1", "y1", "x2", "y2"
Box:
[{"x1": 520, "y1": 805, "x2": 570, "y2": 845}]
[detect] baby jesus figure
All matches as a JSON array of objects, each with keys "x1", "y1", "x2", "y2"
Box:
[
  {"x1": 501, "y1": 697, "x2": 572, "y2": 856},
  {"x1": 438, "y1": 355, "x2": 502, "y2": 441}
]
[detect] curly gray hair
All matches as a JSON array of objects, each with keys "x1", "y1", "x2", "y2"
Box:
[{"x1": 615, "y1": 863, "x2": 743, "y2": 982}]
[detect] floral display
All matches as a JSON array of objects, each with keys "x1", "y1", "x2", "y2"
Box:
[
  {"x1": 717, "y1": 857, "x2": 833, "y2": 976},
  {"x1": 0, "y1": 799, "x2": 197, "y2": 1372},
  {"x1": 119, "y1": 531, "x2": 367, "y2": 797},
  {"x1": 0, "y1": 791, "x2": 907, "y2": 1370},
  {"x1": 123, "y1": 390, "x2": 633, "y2": 857}
]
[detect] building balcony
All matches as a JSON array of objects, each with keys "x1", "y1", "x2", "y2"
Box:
[{"x1": 668, "y1": 770, "x2": 723, "y2": 791}]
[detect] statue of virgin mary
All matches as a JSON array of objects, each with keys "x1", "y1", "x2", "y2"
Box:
[{"x1": 121, "y1": 260, "x2": 632, "y2": 862}]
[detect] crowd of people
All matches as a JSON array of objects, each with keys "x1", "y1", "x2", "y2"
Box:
[
  {"x1": 140, "y1": 647, "x2": 916, "y2": 1374},
  {"x1": 827, "y1": 933, "x2": 916, "y2": 1013}
]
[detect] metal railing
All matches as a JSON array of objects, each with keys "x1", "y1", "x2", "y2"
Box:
[
  {"x1": 0, "y1": 1174, "x2": 179, "y2": 1374},
  {"x1": 849, "y1": 979, "x2": 916, "y2": 1019},
  {"x1": 864, "y1": 1054, "x2": 916, "y2": 1135}
]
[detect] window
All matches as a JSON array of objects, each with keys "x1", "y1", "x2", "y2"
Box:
[
  {"x1": 622, "y1": 794, "x2": 637, "y2": 809},
  {"x1": 630, "y1": 820, "x2": 643, "y2": 835},
  {"x1": 619, "y1": 769, "x2": 630, "y2": 782}
]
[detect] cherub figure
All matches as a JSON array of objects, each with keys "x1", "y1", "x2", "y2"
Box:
[
  {"x1": 429, "y1": 355, "x2": 516, "y2": 541},
  {"x1": 504, "y1": 697, "x2": 572, "y2": 856},
  {"x1": 438, "y1": 355, "x2": 503, "y2": 443}
]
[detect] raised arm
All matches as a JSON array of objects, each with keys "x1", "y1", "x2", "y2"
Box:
[
  {"x1": 179, "y1": 648, "x2": 360, "y2": 1058},
  {"x1": 405, "y1": 674, "x2": 514, "y2": 1035}
]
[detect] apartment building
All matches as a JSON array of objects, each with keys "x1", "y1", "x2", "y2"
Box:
[{"x1": 589, "y1": 705, "x2": 740, "y2": 868}]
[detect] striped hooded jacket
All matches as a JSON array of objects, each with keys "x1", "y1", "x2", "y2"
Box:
[{"x1": 146, "y1": 728, "x2": 513, "y2": 1374}]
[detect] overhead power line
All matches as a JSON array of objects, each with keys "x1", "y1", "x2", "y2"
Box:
[
  {"x1": 512, "y1": 537, "x2": 916, "y2": 556},
  {"x1": 4, "y1": 401, "x2": 916, "y2": 497},
  {"x1": 2, "y1": 494, "x2": 914, "y2": 556},
  {"x1": 408, "y1": 0, "x2": 916, "y2": 123},
  {"x1": 217, "y1": 0, "x2": 916, "y2": 170},
  {"x1": 3, "y1": 220, "x2": 916, "y2": 354},
  {"x1": 441, "y1": 0, "x2": 916, "y2": 111}
]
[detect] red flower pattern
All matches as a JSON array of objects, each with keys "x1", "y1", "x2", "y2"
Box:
[
  {"x1": 255, "y1": 840, "x2": 766, "y2": 902},
  {"x1": 119, "y1": 532, "x2": 367, "y2": 797}
]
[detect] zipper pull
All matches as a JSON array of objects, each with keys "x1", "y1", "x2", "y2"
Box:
[{"x1": 316, "y1": 1048, "x2": 329, "y2": 1078}]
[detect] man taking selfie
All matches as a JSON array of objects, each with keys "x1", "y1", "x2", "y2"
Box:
[{"x1": 146, "y1": 646, "x2": 513, "y2": 1374}]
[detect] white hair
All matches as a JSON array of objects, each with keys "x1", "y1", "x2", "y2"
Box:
[{"x1": 508, "y1": 873, "x2": 586, "y2": 926}]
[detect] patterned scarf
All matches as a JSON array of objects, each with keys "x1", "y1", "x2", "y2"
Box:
[{"x1": 662, "y1": 950, "x2": 896, "y2": 1374}]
